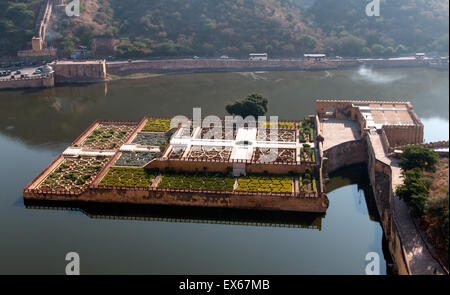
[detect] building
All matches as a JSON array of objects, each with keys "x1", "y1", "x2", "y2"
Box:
[{"x1": 249, "y1": 53, "x2": 268, "y2": 61}]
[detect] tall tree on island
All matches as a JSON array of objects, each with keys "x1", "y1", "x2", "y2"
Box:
[{"x1": 225, "y1": 93, "x2": 268, "y2": 118}]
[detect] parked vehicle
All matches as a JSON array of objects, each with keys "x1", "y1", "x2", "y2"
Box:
[
  {"x1": 220, "y1": 55, "x2": 229, "y2": 59},
  {"x1": 15, "y1": 70, "x2": 21, "y2": 75}
]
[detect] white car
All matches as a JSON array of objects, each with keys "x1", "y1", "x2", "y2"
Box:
[{"x1": 220, "y1": 55, "x2": 229, "y2": 59}]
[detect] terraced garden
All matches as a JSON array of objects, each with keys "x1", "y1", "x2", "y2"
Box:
[
  {"x1": 158, "y1": 172, "x2": 235, "y2": 191},
  {"x1": 142, "y1": 119, "x2": 172, "y2": 132},
  {"x1": 80, "y1": 124, "x2": 135, "y2": 150},
  {"x1": 187, "y1": 146, "x2": 232, "y2": 161},
  {"x1": 115, "y1": 152, "x2": 159, "y2": 167},
  {"x1": 263, "y1": 122, "x2": 296, "y2": 129},
  {"x1": 98, "y1": 167, "x2": 157, "y2": 187},
  {"x1": 300, "y1": 144, "x2": 316, "y2": 162},
  {"x1": 236, "y1": 174, "x2": 293, "y2": 193},
  {"x1": 252, "y1": 148, "x2": 296, "y2": 163},
  {"x1": 299, "y1": 118, "x2": 315, "y2": 143},
  {"x1": 37, "y1": 157, "x2": 109, "y2": 193},
  {"x1": 257, "y1": 129, "x2": 296, "y2": 142},
  {"x1": 168, "y1": 147, "x2": 185, "y2": 159},
  {"x1": 299, "y1": 169, "x2": 317, "y2": 193},
  {"x1": 132, "y1": 132, "x2": 167, "y2": 147},
  {"x1": 200, "y1": 127, "x2": 236, "y2": 140}
]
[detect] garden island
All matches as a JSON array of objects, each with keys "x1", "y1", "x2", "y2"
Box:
[
  {"x1": 24, "y1": 111, "x2": 328, "y2": 213},
  {"x1": 24, "y1": 99, "x2": 430, "y2": 219}
]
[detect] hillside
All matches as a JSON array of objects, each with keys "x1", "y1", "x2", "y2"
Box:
[{"x1": 0, "y1": 0, "x2": 448, "y2": 58}]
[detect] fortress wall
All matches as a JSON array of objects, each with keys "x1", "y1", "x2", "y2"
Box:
[
  {"x1": 323, "y1": 139, "x2": 368, "y2": 174},
  {"x1": 23, "y1": 187, "x2": 328, "y2": 213},
  {"x1": 383, "y1": 125, "x2": 423, "y2": 147},
  {"x1": 50, "y1": 60, "x2": 107, "y2": 83},
  {"x1": 366, "y1": 135, "x2": 410, "y2": 274},
  {"x1": 359, "y1": 59, "x2": 425, "y2": 68},
  {"x1": 0, "y1": 75, "x2": 54, "y2": 89},
  {"x1": 106, "y1": 59, "x2": 359, "y2": 75}
]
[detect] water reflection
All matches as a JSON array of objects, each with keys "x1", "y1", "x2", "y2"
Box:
[{"x1": 24, "y1": 200, "x2": 324, "y2": 231}]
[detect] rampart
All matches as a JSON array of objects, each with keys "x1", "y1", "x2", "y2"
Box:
[
  {"x1": 0, "y1": 74, "x2": 54, "y2": 89},
  {"x1": 50, "y1": 60, "x2": 107, "y2": 83}
]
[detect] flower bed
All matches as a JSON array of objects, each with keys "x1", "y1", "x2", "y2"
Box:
[
  {"x1": 200, "y1": 127, "x2": 236, "y2": 140},
  {"x1": 300, "y1": 144, "x2": 316, "y2": 162},
  {"x1": 252, "y1": 148, "x2": 296, "y2": 163},
  {"x1": 80, "y1": 124, "x2": 135, "y2": 150},
  {"x1": 257, "y1": 129, "x2": 296, "y2": 142},
  {"x1": 132, "y1": 132, "x2": 167, "y2": 147},
  {"x1": 37, "y1": 157, "x2": 109, "y2": 193},
  {"x1": 158, "y1": 172, "x2": 235, "y2": 191},
  {"x1": 115, "y1": 152, "x2": 159, "y2": 167},
  {"x1": 263, "y1": 122, "x2": 296, "y2": 129},
  {"x1": 141, "y1": 119, "x2": 171, "y2": 132},
  {"x1": 98, "y1": 167, "x2": 157, "y2": 187},
  {"x1": 299, "y1": 118, "x2": 315, "y2": 143},
  {"x1": 299, "y1": 169, "x2": 317, "y2": 193},
  {"x1": 187, "y1": 146, "x2": 232, "y2": 161},
  {"x1": 168, "y1": 147, "x2": 185, "y2": 159},
  {"x1": 236, "y1": 174, "x2": 293, "y2": 193}
]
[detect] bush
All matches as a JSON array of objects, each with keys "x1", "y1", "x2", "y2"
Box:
[
  {"x1": 400, "y1": 146, "x2": 439, "y2": 172},
  {"x1": 396, "y1": 168, "x2": 429, "y2": 216}
]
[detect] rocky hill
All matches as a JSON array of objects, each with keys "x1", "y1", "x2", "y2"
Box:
[{"x1": 1, "y1": 0, "x2": 448, "y2": 58}]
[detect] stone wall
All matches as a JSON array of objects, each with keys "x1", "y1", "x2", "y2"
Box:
[
  {"x1": 106, "y1": 59, "x2": 358, "y2": 75},
  {"x1": 50, "y1": 60, "x2": 107, "y2": 83},
  {"x1": 23, "y1": 187, "x2": 329, "y2": 213},
  {"x1": 383, "y1": 124, "x2": 424, "y2": 147},
  {"x1": 323, "y1": 139, "x2": 368, "y2": 175},
  {"x1": 0, "y1": 75, "x2": 54, "y2": 89},
  {"x1": 366, "y1": 135, "x2": 410, "y2": 274}
]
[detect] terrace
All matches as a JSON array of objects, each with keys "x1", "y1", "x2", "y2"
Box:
[
  {"x1": 36, "y1": 156, "x2": 110, "y2": 193},
  {"x1": 78, "y1": 123, "x2": 136, "y2": 150}
]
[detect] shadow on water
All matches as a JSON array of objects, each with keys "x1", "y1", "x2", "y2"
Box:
[
  {"x1": 326, "y1": 163, "x2": 395, "y2": 274},
  {"x1": 24, "y1": 199, "x2": 324, "y2": 231},
  {"x1": 326, "y1": 163, "x2": 379, "y2": 222}
]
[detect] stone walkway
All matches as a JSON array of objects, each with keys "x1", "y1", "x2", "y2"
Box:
[
  {"x1": 368, "y1": 130, "x2": 446, "y2": 275},
  {"x1": 321, "y1": 118, "x2": 360, "y2": 150}
]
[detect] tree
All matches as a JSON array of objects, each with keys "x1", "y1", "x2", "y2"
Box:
[
  {"x1": 225, "y1": 93, "x2": 268, "y2": 118},
  {"x1": 396, "y1": 168, "x2": 429, "y2": 216},
  {"x1": 400, "y1": 146, "x2": 439, "y2": 172}
]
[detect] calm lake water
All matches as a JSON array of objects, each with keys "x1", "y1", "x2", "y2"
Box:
[{"x1": 0, "y1": 67, "x2": 448, "y2": 274}]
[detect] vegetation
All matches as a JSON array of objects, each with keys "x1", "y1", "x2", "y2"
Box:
[
  {"x1": 132, "y1": 132, "x2": 168, "y2": 147},
  {"x1": 299, "y1": 169, "x2": 317, "y2": 193},
  {"x1": 38, "y1": 157, "x2": 108, "y2": 192},
  {"x1": 236, "y1": 174, "x2": 292, "y2": 193},
  {"x1": 264, "y1": 122, "x2": 296, "y2": 129},
  {"x1": 1, "y1": 0, "x2": 448, "y2": 57},
  {"x1": 396, "y1": 146, "x2": 439, "y2": 216},
  {"x1": 82, "y1": 124, "x2": 134, "y2": 150},
  {"x1": 98, "y1": 167, "x2": 157, "y2": 187},
  {"x1": 158, "y1": 172, "x2": 235, "y2": 191},
  {"x1": 225, "y1": 93, "x2": 268, "y2": 118},
  {"x1": 115, "y1": 152, "x2": 159, "y2": 167},
  {"x1": 141, "y1": 119, "x2": 172, "y2": 132},
  {"x1": 400, "y1": 145, "x2": 440, "y2": 172}
]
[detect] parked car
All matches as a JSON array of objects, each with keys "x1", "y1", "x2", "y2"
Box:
[
  {"x1": 10, "y1": 75, "x2": 15, "y2": 79},
  {"x1": 15, "y1": 70, "x2": 21, "y2": 75},
  {"x1": 220, "y1": 55, "x2": 229, "y2": 59},
  {"x1": 193, "y1": 56, "x2": 200, "y2": 59}
]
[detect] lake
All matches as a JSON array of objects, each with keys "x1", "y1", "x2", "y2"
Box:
[{"x1": 0, "y1": 67, "x2": 448, "y2": 274}]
